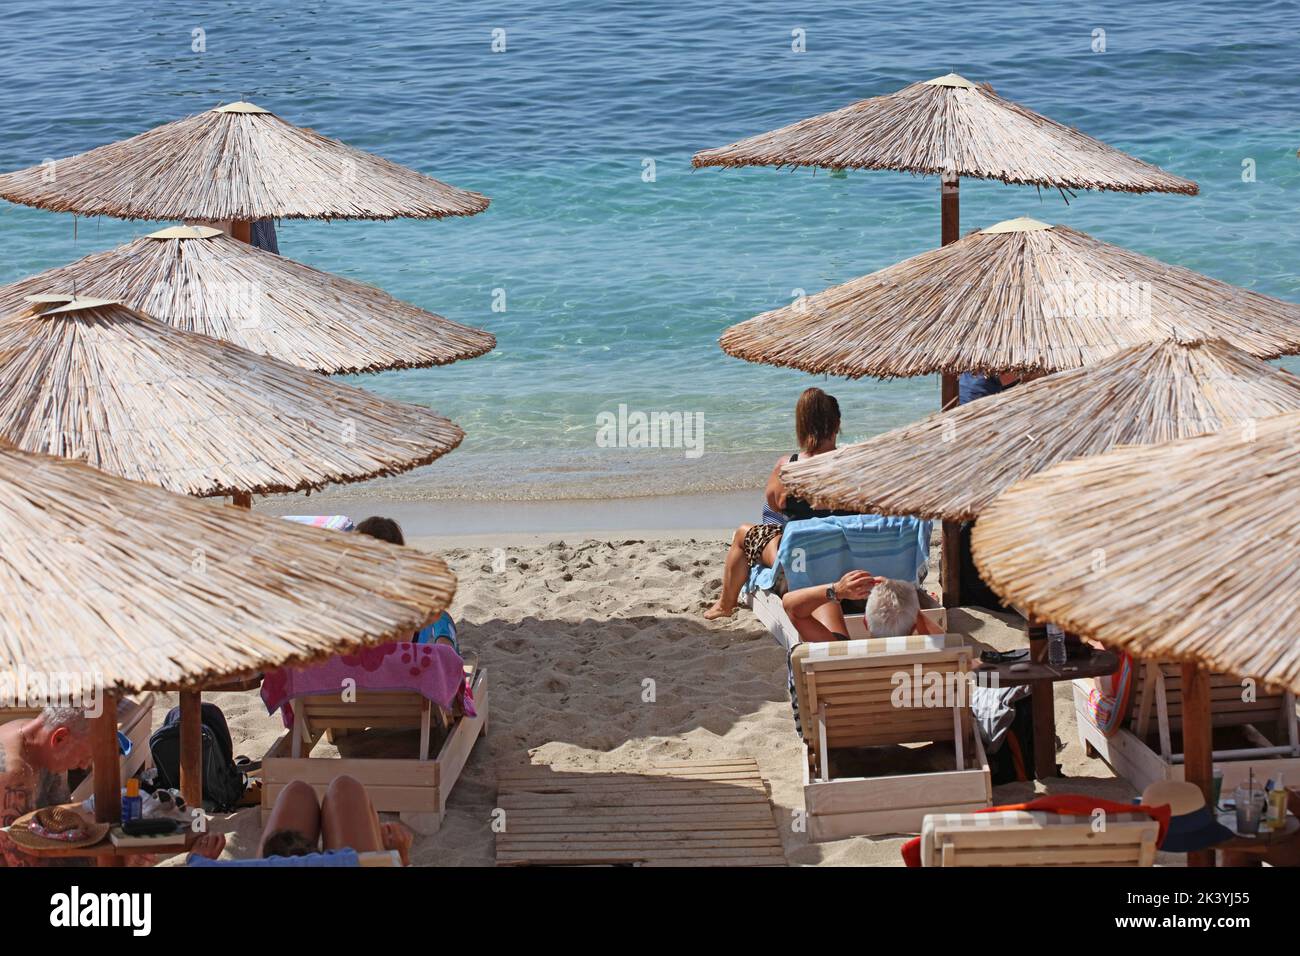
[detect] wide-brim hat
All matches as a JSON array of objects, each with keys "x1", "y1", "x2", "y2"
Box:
[
  {"x1": 7, "y1": 807, "x2": 110, "y2": 851},
  {"x1": 1140, "y1": 781, "x2": 1234, "y2": 852}
]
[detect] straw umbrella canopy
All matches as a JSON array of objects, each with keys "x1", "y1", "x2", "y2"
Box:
[
  {"x1": 0, "y1": 443, "x2": 456, "y2": 825},
  {"x1": 692, "y1": 73, "x2": 1197, "y2": 195},
  {"x1": 0, "y1": 226, "x2": 495, "y2": 374},
  {"x1": 721, "y1": 218, "x2": 1300, "y2": 378},
  {"x1": 698, "y1": 74, "x2": 1198, "y2": 609},
  {"x1": 0, "y1": 296, "x2": 464, "y2": 498},
  {"x1": 0, "y1": 444, "x2": 457, "y2": 694},
  {"x1": 970, "y1": 408, "x2": 1300, "y2": 694},
  {"x1": 972, "y1": 408, "x2": 1300, "y2": 835},
  {"x1": 696, "y1": 73, "x2": 1196, "y2": 400},
  {"x1": 780, "y1": 339, "x2": 1300, "y2": 522},
  {"x1": 0, "y1": 101, "x2": 489, "y2": 223}
]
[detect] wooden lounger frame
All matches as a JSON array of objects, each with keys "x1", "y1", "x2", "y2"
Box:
[
  {"x1": 923, "y1": 813, "x2": 1158, "y2": 867},
  {"x1": 751, "y1": 587, "x2": 947, "y2": 651},
  {"x1": 796, "y1": 637, "x2": 990, "y2": 841},
  {"x1": 1074, "y1": 660, "x2": 1300, "y2": 792},
  {"x1": 0, "y1": 693, "x2": 155, "y2": 801},
  {"x1": 262, "y1": 666, "x2": 488, "y2": 834}
]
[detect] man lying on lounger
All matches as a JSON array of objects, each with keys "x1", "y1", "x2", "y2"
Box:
[
  {"x1": 783, "y1": 573, "x2": 922, "y2": 642},
  {"x1": 189, "y1": 774, "x2": 413, "y2": 865}
]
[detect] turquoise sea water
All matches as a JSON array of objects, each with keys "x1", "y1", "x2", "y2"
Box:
[{"x1": 1, "y1": 1, "x2": 1297, "y2": 499}]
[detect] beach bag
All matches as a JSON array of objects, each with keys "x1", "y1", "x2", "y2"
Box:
[{"x1": 149, "y1": 702, "x2": 246, "y2": 811}]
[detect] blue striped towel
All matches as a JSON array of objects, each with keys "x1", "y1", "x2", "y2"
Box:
[{"x1": 747, "y1": 514, "x2": 931, "y2": 594}]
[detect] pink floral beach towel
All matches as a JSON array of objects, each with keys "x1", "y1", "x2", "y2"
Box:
[{"x1": 261, "y1": 641, "x2": 475, "y2": 728}]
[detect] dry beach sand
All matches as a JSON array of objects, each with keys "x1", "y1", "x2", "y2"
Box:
[{"x1": 153, "y1": 524, "x2": 1152, "y2": 867}]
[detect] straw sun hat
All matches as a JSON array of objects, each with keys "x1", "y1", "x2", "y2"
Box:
[
  {"x1": 7, "y1": 806, "x2": 109, "y2": 851},
  {"x1": 1139, "y1": 781, "x2": 1233, "y2": 852}
]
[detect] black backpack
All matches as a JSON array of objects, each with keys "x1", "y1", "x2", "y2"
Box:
[{"x1": 149, "y1": 702, "x2": 246, "y2": 811}]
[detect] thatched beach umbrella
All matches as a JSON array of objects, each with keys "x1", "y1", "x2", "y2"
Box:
[
  {"x1": 0, "y1": 101, "x2": 488, "y2": 238},
  {"x1": 971, "y1": 409, "x2": 1300, "y2": 833},
  {"x1": 692, "y1": 73, "x2": 1196, "y2": 195},
  {"x1": 0, "y1": 443, "x2": 456, "y2": 823},
  {"x1": 726, "y1": 216, "x2": 1300, "y2": 605},
  {"x1": 0, "y1": 296, "x2": 464, "y2": 499},
  {"x1": 695, "y1": 73, "x2": 1197, "y2": 403},
  {"x1": 0, "y1": 226, "x2": 496, "y2": 374},
  {"x1": 780, "y1": 339, "x2": 1300, "y2": 521},
  {"x1": 720, "y1": 218, "x2": 1300, "y2": 377}
]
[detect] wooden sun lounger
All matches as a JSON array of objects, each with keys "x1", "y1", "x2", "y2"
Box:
[
  {"x1": 1075, "y1": 660, "x2": 1300, "y2": 792},
  {"x1": 0, "y1": 693, "x2": 155, "y2": 802},
  {"x1": 261, "y1": 665, "x2": 488, "y2": 834},
  {"x1": 794, "y1": 635, "x2": 990, "y2": 840},
  {"x1": 920, "y1": 810, "x2": 1158, "y2": 867}
]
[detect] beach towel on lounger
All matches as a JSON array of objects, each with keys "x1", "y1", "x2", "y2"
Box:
[
  {"x1": 282, "y1": 514, "x2": 356, "y2": 532},
  {"x1": 260, "y1": 641, "x2": 475, "y2": 728},
  {"x1": 746, "y1": 514, "x2": 931, "y2": 594}
]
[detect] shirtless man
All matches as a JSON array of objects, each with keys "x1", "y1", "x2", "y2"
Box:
[{"x1": 0, "y1": 707, "x2": 95, "y2": 866}]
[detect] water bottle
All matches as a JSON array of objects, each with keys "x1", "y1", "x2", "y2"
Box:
[{"x1": 1047, "y1": 624, "x2": 1067, "y2": 667}]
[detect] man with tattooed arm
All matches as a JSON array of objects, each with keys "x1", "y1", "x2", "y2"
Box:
[{"x1": 0, "y1": 707, "x2": 94, "y2": 866}]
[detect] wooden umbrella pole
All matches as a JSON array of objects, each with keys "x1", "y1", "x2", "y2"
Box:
[
  {"x1": 178, "y1": 689, "x2": 204, "y2": 810},
  {"x1": 1026, "y1": 619, "x2": 1059, "y2": 779},
  {"x1": 232, "y1": 491, "x2": 252, "y2": 509},
  {"x1": 1181, "y1": 661, "x2": 1216, "y2": 867},
  {"x1": 91, "y1": 691, "x2": 121, "y2": 823},
  {"x1": 939, "y1": 172, "x2": 962, "y2": 607}
]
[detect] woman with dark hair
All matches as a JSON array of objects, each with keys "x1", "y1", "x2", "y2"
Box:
[
  {"x1": 356, "y1": 516, "x2": 459, "y2": 651},
  {"x1": 703, "y1": 388, "x2": 848, "y2": 621}
]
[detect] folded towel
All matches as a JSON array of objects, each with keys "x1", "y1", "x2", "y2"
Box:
[{"x1": 747, "y1": 514, "x2": 931, "y2": 593}]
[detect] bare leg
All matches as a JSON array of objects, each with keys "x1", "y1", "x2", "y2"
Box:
[
  {"x1": 261, "y1": 779, "x2": 321, "y2": 857},
  {"x1": 320, "y1": 774, "x2": 385, "y2": 855},
  {"x1": 705, "y1": 525, "x2": 754, "y2": 620}
]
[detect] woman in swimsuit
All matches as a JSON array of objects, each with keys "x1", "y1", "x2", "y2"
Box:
[{"x1": 704, "y1": 387, "x2": 847, "y2": 621}]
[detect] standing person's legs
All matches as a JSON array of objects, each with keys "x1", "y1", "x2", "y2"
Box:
[{"x1": 260, "y1": 779, "x2": 322, "y2": 857}]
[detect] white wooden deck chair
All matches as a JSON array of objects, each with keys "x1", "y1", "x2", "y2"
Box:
[
  {"x1": 920, "y1": 809, "x2": 1159, "y2": 866},
  {"x1": 793, "y1": 634, "x2": 990, "y2": 839},
  {"x1": 262, "y1": 664, "x2": 488, "y2": 835},
  {"x1": 0, "y1": 693, "x2": 155, "y2": 801},
  {"x1": 1075, "y1": 659, "x2": 1300, "y2": 792},
  {"x1": 1130, "y1": 661, "x2": 1299, "y2": 763}
]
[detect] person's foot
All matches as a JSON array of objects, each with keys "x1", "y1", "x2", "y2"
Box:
[
  {"x1": 703, "y1": 603, "x2": 735, "y2": 621},
  {"x1": 189, "y1": 833, "x2": 226, "y2": 860},
  {"x1": 380, "y1": 822, "x2": 413, "y2": 867}
]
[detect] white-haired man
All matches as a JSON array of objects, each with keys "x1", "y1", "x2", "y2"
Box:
[
  {"x1": 0, "y1": 706, "x2": 95, "y2": 866},
  {"x1": 782, "y1": 573, "x2": 922, "y2": 643}
]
